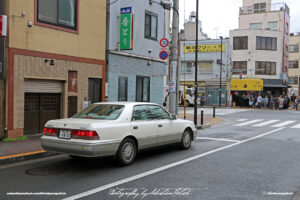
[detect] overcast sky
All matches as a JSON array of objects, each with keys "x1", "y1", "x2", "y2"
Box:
[{"x1": 179, "y1": 0, "x2": 300, "y2": 39}]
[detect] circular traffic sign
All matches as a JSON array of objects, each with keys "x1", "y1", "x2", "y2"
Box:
[
  {"x1": 160, "y1": 38, "x2": 169, "y2": 48},
  {"x1": 159, "y1": 51, "x2": 169, "y2": 60}
]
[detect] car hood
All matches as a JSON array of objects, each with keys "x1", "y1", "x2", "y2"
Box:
[{"x1": 45, "y1": 118, "x2": 114, "y2": 130}]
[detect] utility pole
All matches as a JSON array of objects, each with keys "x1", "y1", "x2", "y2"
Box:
[
  {"x1": 168, "y1": 0, "x2": 179, "y2": 115},
  {"x1": 194, "y1": 0, "x2": 199, "y2": 125},
  {"x1": 219, "y1": 36, "x2": 223, "y2": 107},
  {"x1": 0, "y1": 0, "x2": 6, "y2": 139}
]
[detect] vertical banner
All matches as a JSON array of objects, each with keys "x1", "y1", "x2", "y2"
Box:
[
  {"x1": 120, "y1": 7, "x2": 133, "y2": 50},
  {"x1": 0, "y1": 15, "x2": 7, "y2": 37},
  {"x1": 169, "y1": 62, "x2": 177, "y2": 93}
]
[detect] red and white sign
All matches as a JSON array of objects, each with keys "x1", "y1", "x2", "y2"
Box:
[
  {"x1": 160, "y1": 38, "x2": 169, "y2": 48},
  {"x1": 0, "y1": 15, "x2": 7, "y2": 37}
]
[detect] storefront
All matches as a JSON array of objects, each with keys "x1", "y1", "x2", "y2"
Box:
[{"x1": 230, "y1": 79, "x2": 263, "y2": 107}]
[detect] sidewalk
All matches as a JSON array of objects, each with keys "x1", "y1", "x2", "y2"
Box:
[
  {"x1": 0, "y1": 135, "x2": 55, "y2": 165},
  {"x1": 0, "y1": 115, "x2": 222, "y2": 165},
  {"x1": 178, "y1": 114, "x2": 222, "y2": 129}
]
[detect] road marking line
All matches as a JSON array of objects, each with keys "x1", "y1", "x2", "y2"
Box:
[
  {"x1": 0, "y1": 150, "x2": 45, "y2": 160},
  {"x1": 271, "y1": 121, "x2": 295, "y2": 128},
  {"x1": 237, "y1": 119, "x2": 247, "y2": 122},
  {"x1": 291, "y1": 124, "x2": 300, "y2": 129},
  {"x1": 234, "y1": 119, "x2": 263, "y2": 126},
  {"x1": 63, "y1": 127, "x2": 284, "y2": 200},
  {"x1": 197, "y1": 137, "x2": 240, "y2": 143},
  {"x1": 252, "y1": 120, "x2": 280, "y2": 127}
]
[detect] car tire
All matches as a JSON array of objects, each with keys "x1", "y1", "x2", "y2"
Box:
[
  {"x1": 116, "y1": 138, "x2": 137, "y2": 166},
  {"x1": 180, "y1": 129, "x2": 192, "y2": 150}
]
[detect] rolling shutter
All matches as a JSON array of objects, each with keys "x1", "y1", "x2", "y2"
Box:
[{"x1": 25, "y1": 80, "x2": 63, "y2": 93}]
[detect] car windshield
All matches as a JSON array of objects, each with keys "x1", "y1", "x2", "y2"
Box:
[{"x1": 72, "y1": 104, "x2": 124, "y2": 120}]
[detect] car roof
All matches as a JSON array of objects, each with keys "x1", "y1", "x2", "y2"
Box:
[{"x1": 93, "y1": 102, "x2": 160, "y2": 106}]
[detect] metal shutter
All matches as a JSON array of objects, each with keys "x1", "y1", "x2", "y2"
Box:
[{"x1": 24, "y1": 80, "x2": 63, "y2": 93}]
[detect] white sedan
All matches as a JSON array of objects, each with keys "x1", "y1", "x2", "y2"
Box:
[{"x1": 41, "y1": 102, "x2": 197, "y2": 165}]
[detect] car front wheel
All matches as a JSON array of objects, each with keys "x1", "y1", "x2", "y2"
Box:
[
  {"x1": 117, "y1": 138, "x2": 137, "y2": 166},
  {"x1": 180, "y1": 130, "x2": 192, "y2": 150}
]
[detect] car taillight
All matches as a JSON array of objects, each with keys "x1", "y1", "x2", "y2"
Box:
[
  {"x1": 43, "y1": 127, "x2": 58, "y2": 136},
  {"x1": 71, "y1": 130, "x2": 99, "y2": 140}
]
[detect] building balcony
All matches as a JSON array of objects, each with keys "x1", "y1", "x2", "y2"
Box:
[{"x1": 239, "y1": 2, "x2": 289, "y2": 16}]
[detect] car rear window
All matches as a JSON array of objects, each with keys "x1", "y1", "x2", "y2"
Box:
[{"x1": 72, "y1": 104, "x2": 124, "y2": 120}]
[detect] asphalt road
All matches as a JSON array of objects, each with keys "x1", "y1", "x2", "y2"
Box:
[{"x1": 1, "y1": 109, "x2": 300, "y2": 200}]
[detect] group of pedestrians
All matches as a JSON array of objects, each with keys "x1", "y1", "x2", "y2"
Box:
[{"x1": 248, "y1": 93, "x2": 300, "y2": 110}]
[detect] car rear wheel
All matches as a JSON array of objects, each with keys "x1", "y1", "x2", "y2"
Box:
[
  {"x1": 180, "y1": 130, "x2": 192, "y2": 150},
  {"x1": 117, "y1": 138, "x2": 137, "y2": 166}
]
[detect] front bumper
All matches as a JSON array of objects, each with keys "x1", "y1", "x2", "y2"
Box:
[{"x1": 40, "y1": 136, "x2": 120, "y2": 157}]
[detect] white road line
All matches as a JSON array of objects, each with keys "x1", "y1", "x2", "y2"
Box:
[
  {"x1": 291, "y1": 124, "x2": 300, "y2": 129},
  {"x1": 271, "y1": 121, "x2": 295, "y2": 128},
  {"x1": 237, "y1": 119, "x2": 247, "y2": 122},
  {"x1": 252, "y1": 120, "x2": 280, "y2": 127},
  {"x1": 234, "y1": 119, "x2": 263, "y2": 127},
  {"x1": 63, "y1": 127, "x2": 284, "y2": 200},
  {"x1": 197, "y1": 137, "x2": 240, "y2": 143}
]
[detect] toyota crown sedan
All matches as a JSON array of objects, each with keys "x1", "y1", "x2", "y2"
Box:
[{"x1": 41, "y1": 102, "x2": 197, "y2": 165}]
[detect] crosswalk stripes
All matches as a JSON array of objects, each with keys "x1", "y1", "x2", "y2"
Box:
[
  {"x1": 291, "y1": 124, "x2": 300, "y2": 129},
  {"x1": 252, "y1": 120, "x2": 280, "y2": 127},
  {"x1": 271, "y1": 121, "x2": 295, "y2": 128},
  {"x1": 234, "y1": 119, "x2": 263, "y2": 127},
  {"x1": 234, "y1": 119, "x2": 299, "y2": 128}
]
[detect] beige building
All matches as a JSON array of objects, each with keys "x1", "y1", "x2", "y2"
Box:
[
  {"x1": 288, "y1": 33, "x2": 300, "y2": 94},
  {"x1": 0, "y1": 0, "x2": 106, "y2": 138},
  {"x1": 230, "y1": 0, "x2": 290, "y2": 97}
]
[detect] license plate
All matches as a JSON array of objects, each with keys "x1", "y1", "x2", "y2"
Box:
[{"x1": 59, "y1": 129, "x2": 71, "y2": 139}]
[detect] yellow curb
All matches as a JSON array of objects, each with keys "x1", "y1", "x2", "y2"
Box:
[{"x1": 0, "y1": 150, "x2": 45, "y2": 160}]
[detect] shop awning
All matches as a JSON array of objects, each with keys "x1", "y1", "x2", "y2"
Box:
[
  {"x1": 231, "y1": 79, "x2": 263, "y2": 91},
  {"x1": 263, "y1": 79, "x2": 287, "y2": 88}
]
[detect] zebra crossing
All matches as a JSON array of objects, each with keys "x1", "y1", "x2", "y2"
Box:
[{"x1": 234, "y1": 119, "x2": 300, "y2": 128}]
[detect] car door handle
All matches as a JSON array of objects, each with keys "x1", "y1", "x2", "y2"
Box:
[
  {"x1": 158, "y1": 124, "x2": 163, "y2": 128},
  {"x1": 133, "y1": 126, "x2": 138, "y2": 130}
]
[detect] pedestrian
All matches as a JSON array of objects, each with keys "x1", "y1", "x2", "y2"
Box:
[
  {"x1": 291, "y1": 94, "x2": 296, "y2": 109},
  {"x1": 263, "y1": 96, "x2": 269, "y2": 108},
  {"x1": 249, "y1": 96, "x2": 253, "y2": 108},
  {"x1": 296, "y1": 96, "x2": 300, "y2": 110},
  {"x1": 254, "y1": 95, "x2": 258, "y2": 109},
  {"x1": 279, "y1": 95, "x2": 284, "y2": 109},
  {"x1": 257, "y1": 94, "x2": 262, "y2": 109}
]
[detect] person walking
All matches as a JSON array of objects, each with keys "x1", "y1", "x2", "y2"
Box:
[
  {"x1": 291, "y1": 94, "x2": 296, "y2": 109},
  {"x1": 263, "y1": 96, "x2": 269, "y2": 108},
  {"x1": 249, "y1": 96, "x2": 253, "y2": 108}
]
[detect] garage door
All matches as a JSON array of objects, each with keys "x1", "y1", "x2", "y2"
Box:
[{"x1": 24, "y1": 80, "x2": 63, "y2": 93}]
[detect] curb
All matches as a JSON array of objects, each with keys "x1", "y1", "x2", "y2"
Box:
[
  {"x1": 196, "y1": 124, "x2": 211, "y2": 130},
  {"x1": 0, "y1": 151, "x2": 57, "y2": 165}
]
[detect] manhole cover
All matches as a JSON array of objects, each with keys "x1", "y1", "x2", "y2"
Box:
[{"x1": 25, "y1": 167, "x2": 66, "y2": 176}]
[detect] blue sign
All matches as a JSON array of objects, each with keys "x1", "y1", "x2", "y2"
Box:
[
  {"x1": 120, "y1": 7, "x2": 132, "y2": 14},
  {"x1": 159, "y1": 51, "x2": 168, "y2": 60}
]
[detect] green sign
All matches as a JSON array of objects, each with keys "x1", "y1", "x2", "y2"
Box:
[{"x1": 120, "y1": 13, "x2": 133, "y2": 50}]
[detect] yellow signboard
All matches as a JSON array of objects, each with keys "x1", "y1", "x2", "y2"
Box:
[
  {"x1": 184, "y1": 44, "x2": 225, "y2": 53},
  {"x1": 231, "y1": 79, "x2": 263, "y2": 91},
  {"x1": 180, "y1": 81, "x2": 205, "y2": 87}
]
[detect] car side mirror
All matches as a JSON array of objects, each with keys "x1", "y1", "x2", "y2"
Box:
[{"x1": 171, "y1": 115, "x2": 177, "y2": 120}]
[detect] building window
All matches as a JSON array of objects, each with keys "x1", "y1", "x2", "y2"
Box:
[
  {"x1": 289, "y1": 61, "x2": 299, "y2": 69},
  {"x1": 68, "y1": 71, "x2": 78, "y2": 93},
  {"x1": 181, "y1": 62, "x2": 193, "y2": 73},
  {"x1": 268, "y1": 21, "x2": 278, "y2": 30},
  {"x1": 256, "y1": 36, "x2": 277, "y2": 51},
  {"x1": 232, "y1": 61, "x2": 247, "y2": 75},
  {"x1": 290, "y1": 45, "x2": 299, "y2": 53},
  {"x1": 250, "y1": 23, "x2": 262, "y2": 30},
  {"x1": 136, "y1": 76, "x2": 150, "y2": 102},
  {"x1": 255, "y1": 61, "x2": 276, "y2": 75},
  {"x1": 37, "y1": 0, "x2": 77, "y2": 30},
  {"x1": 289, "y1": 77, "x2": 299, "y2": 85},
  {"x1": 286, "y1": 23, "x2": 289, "y2": 35},
  {"x1": 233, "y1": 36, "x2": 248, "y2": 50},
  {"x1": 145, "y1": 12, "x2": 158, "y2": 40},
  {"x1": 199, "y1": 61, "x2": 213, "y2": 73},
  {"x1": 254, "y1": 3, "x2": 266, "y2": 13},
  {"x1": 118, "y1": 77, "x2": 128, "y2": 101}
]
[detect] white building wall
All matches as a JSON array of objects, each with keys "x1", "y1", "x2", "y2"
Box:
[{"x1": 230, "y1": 29, "x2": 283, "y2": 79}]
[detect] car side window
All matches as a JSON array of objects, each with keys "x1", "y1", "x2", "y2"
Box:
[
  {"x1": 132, "y1": 105, "x2": 151, "y2": 121},
  {"x1": 148, "y1": 105, "x2": 170, "y2": 120}
]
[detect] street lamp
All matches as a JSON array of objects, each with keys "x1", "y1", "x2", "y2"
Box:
[
  {"x1": 194, "y1": 0, "x2": 199, "y2": 125},
  {"x1": 219, "y1": 36, "x2": 223, "y2": 107}
]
